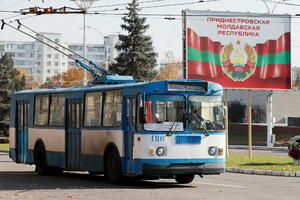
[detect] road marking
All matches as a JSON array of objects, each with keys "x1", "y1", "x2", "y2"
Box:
[{"x1": 193, "y1": 182, "x2": 246, "y2": 188}]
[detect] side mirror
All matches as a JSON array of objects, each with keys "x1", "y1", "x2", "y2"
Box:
[{"x1": 139, "y1": 107, "x2": 146, "y2": 124}]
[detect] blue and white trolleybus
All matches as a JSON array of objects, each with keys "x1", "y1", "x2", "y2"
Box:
[{"x1": 9, "y1": 79, "x2": 225, "y2": 184}]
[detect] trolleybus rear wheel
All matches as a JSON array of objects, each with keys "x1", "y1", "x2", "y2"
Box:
[
  {"x1": 105, "y1": 149, "x2": 123, "y2": 184},
  {"x1": 34, "y1": 143, "x2": 49, "y2": 175},
  {"x1": 174, "y1": 174, "x2": 195, "y2": 184}
]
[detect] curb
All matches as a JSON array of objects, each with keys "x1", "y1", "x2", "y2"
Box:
[
  {"x1": 0, "y1": 150, "x2": 9, "y2": 153},
  {"x1": 226, "y1": 167, "x2": 300, "y2": 177},
  {"x1": 229, "y1": 145, "x2": 288, "y2": 152}
]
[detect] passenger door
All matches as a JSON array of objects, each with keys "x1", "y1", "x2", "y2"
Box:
[
  {"x1": 66, "y1": 99, "x2": 83, "y2": 169},
  {"x1": 124, "y1": 96, "x2": 135, "y2": 172},
  {"x1": 16, "y1": 101, "x2": 29, "y2": 163}
]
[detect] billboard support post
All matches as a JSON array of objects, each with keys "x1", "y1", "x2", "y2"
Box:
[
  {"x1": 267, "y1": 91, "x2": 274, "y2": 147},
  {"x1": 182, "y1": 10, "x2": 187, "y2": 79},
  {"x1": 248, "y1": 90, "x2": 253, "y2": 158},
  {"x1": 224, "y1": 89, "x2": 229, "y2": 158}
]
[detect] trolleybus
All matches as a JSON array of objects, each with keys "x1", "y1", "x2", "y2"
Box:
[{"x1": 9, "y1": 79, "x2": 225, "y2": 184}]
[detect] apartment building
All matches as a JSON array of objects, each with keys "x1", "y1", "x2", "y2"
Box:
[{"x1": 0, "y1": 33, "x2": 118, "y2": 83}]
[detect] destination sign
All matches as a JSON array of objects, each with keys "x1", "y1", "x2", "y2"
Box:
[{"x1": 168, "y1": 82, "x2": 207, "y2": 92}]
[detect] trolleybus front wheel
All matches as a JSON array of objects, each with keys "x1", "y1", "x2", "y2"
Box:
[
  {"x1": 105, "y1": 149, "x2": 123, "y2": 184},
  {"x1": 174, "y1": 174, "x2": 195, "y2": 184}
]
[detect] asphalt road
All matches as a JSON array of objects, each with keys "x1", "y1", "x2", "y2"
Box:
[{"x1": 0, "y1": 152, "x2": 299, "y2": 200}]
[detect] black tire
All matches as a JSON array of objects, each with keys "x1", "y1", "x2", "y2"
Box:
[
  {"x1": 34, "y1": 143, "x2": 49, "y2": 175},
  {"x1": 175, "y1": 174, "x2": 195, "y2": 184},
  {"x1": 50, "y1": 166, "x2": 63, "y2": 175},
  {"x1": 105, "y1": 149, "x2": 123, "y2": 184}
]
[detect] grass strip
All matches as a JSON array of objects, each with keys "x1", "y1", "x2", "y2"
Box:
[
  {"x1": 0, "y1": 144, "x2": 9, "y2": 151},
  {"x1": 226, "y1": 154, "x2": 300, "y2": 171}
]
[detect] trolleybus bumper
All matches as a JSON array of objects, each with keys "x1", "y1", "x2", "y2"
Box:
[{"x1": 143, "y1": 162, "x2": 225, "y2": 175}]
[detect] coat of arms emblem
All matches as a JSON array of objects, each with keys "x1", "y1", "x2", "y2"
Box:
[{"x1": 221, "y1": 41, "x2": 257, "y2": 81}]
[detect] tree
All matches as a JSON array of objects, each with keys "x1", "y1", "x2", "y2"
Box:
[
  {"x1": 17, "y1": 68, "x2": 41, "y2": 89},
  {"x1": 41, "y1": 67, "x2": 86, "y2": 88},
  {"x1": 109, "y1": 0, "x2": 157, "y2": 81},
  {"x1": 154, "y1": 52, "x2": 183, "y2": 80},
  {"x1": 0, "y1": 53, "x2": 26, "y2": 123}
]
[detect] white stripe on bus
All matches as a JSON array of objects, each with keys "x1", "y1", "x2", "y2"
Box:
[{"x1": 81, "y1": 129, "x2": 124, "y2": 156}]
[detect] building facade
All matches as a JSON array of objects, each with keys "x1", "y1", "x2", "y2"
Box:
[
  {"x1": 227, "y1": 89, "x2": 300, "y2": 126},
  {"x1": 0, "y1": 33, "x2": 118, "y2": 83}
]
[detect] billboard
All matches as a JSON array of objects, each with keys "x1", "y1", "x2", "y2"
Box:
[{"x1": 184, "y1": 10, "x2": 291, "y2": 89}]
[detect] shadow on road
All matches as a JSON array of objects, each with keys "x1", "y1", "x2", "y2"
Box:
[{"x1": 0, "y1": 171, "x2": 194, "y2": 191}]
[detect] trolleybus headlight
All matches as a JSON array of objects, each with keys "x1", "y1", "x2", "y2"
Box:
[
  {"x1": 156, "y1": 147, "x2": 165, "y2": 156},
  {"x1": 208, "y1": 146, "x2": 218, "y2": 156}
]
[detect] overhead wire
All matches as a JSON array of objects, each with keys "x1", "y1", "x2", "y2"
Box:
[
  {"x1": 0, "y1": 10, "x2": 21, "y2": 14},
  {"x1": 89, "y1": 0, "x2": 220, "y2": 13},
  {"x1": 86, "y1": 11, "x2": 295, "y2": 18},
  {"x1": 3, "y1": 14, "x2": 22, "y2": 21},
  {"x1": 89, "y1": 0, "x2": 169, "y2": 9},
  {"x1": 2, "y1": 0, "x2": 27, "y2": 11},
  {"x1": 10, "y1": 14, "x2": 42, "y2": 23},
  {"x1": 264, "y1": 0, "x2": 300, "y2": 7}
]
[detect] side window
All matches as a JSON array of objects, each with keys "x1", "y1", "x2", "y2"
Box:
[
  {"x1": 103, "y1": 90, "x2": 122, "y2": 127},
  {"x1": 34, "y1": 94, "x2": 49, "y2": 126},
  {"x1": 84, "y1": 92, "x2": 103, "y2": 127},
  {"x1": 50, "y1": 94, "x2": 65, "y2": 126},
  {"x1": 114, "y1": 91, "x2": 122, "y2": 126}
]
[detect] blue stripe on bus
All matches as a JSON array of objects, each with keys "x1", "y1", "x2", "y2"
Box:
[
  {"x1": 175, "y1": 136, "x2": 201, "y2": 144},
  {"x1": 136, "y1": 158, "x2": 225, "y2": 164}
]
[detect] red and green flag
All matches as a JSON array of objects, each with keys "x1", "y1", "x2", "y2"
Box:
[{"x1": 185, "y1": 11, "x2": 291, "y2": 89}]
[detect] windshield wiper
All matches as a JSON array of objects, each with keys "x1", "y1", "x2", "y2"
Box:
[
  {"x1": 190, "y1": 113, "x2": 210, "y2": 137},
  {"x1": 166, "y1": 110, "x2": 185, "y2": 137}
]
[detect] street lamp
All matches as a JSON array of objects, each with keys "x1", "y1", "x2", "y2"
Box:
[
  {"x1": 86, "y1": 26, "x2": 109, "y2": 69},
  {"x1": 70, "y1": 0, "x2": 99, "y2": 85},
  {"x1": 261, "y1": 0, "x2": 289, "y2": 148}
]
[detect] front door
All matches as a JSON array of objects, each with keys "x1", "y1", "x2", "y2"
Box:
[
  {"x1": 66, "y1": 99, "x2": 83, "y2": 169},
  {"x1": 16, "y1": 101, "x2": 29, "y2": 163},
  {"x1": 124, "y1": 96, "x2": 135, "y2": 172}
]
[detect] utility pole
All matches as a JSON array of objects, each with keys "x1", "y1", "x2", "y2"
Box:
[
  {"x1": 70, "y1": 0, "x2": 99, "y2": 85},
  {"x1": 267, "y1": 91, "x2": 274, "y2": 147},
  {"x1": 261, "y1": 0, "x2": 286, "y2": 147},
  {"x1": 86, "y1": 26, "x2": 108, "y2": 69}
]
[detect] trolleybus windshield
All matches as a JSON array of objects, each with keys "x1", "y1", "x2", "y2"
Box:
[{"x1": 188, "y1": 96, "x2": 225, "y2": 132}]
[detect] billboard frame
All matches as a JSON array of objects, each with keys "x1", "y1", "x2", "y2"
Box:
[{"x1": 183, "y1": 10, "x2": 292, "y2": 90}]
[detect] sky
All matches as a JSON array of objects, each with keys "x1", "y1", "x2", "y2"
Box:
[{"x1": 0, "y1": 0, "x2": 300, "y2": 66}]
